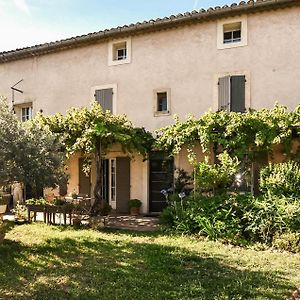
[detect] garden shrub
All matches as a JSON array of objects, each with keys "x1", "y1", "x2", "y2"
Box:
[
  {"x1": 272, "y1": 231, "x2": 300, "y2": 253},
  {"x1": 244, "y1": 195, "x2": 300, "y2": 243},
  {"x1": 161, "y1": 193, "x2": 254, "y2": 242},
  {"x1": 260, "y1": 161, "x2": 300, "y2": 197},
  {"x1": 193, "y1": 152, "x2": 239, "y2": 195},
  {"x1": 161, "y1": 192, "x2": 300, "y2": 245},
  {"x1": 159, "y1": 206, "x2": 175, "y2": 227}
]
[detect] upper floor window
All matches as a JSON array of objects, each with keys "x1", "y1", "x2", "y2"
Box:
[
  {"x1": 218, "y1": 75, "x2": 246, "y2": 113},
  {"x1": 108, "y1": 38, "x2": 131, "y2": 66},
  {"x1": 21, "y1": 106, "x2": 33, "y2": 122},
  {"x1": 217, "y1": 16, "x2": 247, "y2": 50},
  {"x1": 223, "y1": 22, "x2": 241, "y2": 44},
  {"x1": 114, "y1": 42, "x2": 127, "y2": 61},
  {"x1": 93, "y1": 84, "x2": 117, "y2": 114},
  {"x1": 95, "y1": 88, "x2": 113, "y2": 113},
  {"x1": 13, "y1": 103, "x2": 33, "y2": 122},
  {"x1": 157, "y1": 92, "x2": 168, "y2": 112},
  {"x1": 154, "y1": 89, "x2": 170, "y2": 116}
]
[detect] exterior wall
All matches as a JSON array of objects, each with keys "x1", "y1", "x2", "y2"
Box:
[
  {"x1": 269, "y1": 140, "x2": 300, "y2": 163},
  {"x1": 1, "y1": 6, "x2": 300, "y2": 211},
  {"x1": 130, "y1": 155, "x2": 148, "y2": 214},
  {"x1": 0, "y1": 7, "x2": 299, "y2": 132},
  {"x1": 66, "y1": 153, "x2": 81, "y2": 195}
]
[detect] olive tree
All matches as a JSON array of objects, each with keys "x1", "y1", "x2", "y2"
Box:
[{"x1": 0, "y1": 97, "x2": 65, "y2": 197}]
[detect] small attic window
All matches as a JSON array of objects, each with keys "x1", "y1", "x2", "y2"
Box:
[
  {"x1": 113, "y1": 42, "x2": 127, "y2": 61},
  {"x1": 108, "y1": 38, "x2": 132, "y2": 66},
  {"x1": 217, "y1": 16, "x2": 247, "y2": 50},
  {"x1": 223, "y1": 22, "x2": 241, "y2": 44}
]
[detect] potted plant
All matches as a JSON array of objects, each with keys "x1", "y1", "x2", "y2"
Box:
[
  {"x1": 128, "y1": 199, "x2": 142, "y2": 216},
  {"x1": 12, "y1": 202, "x2": 27, "y2": 224}
]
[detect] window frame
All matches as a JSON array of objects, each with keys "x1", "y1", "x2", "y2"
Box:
[
  {"x1": 116, "y1": 45, "x2": 127, "y2": 61},
  {"x1": 217, "y1": 16, "x2": 247, "y2": 50},
  {"x1": 21, "y1": 106, "x2": 33, "y2": 122},
  {"x1": 13, "y1": 102, "x2": 33, "y2": 122},
  {"x1": 153, "y1": 88, "x2": 171, "y2": 117},
  {"x1": 108, "y1": 38, "x2": 132, "y2": 66},
  {"x1": 223, "y1": 23, "x2": 242, "y2": 44}
]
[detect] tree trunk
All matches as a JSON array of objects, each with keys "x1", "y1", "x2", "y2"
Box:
[{"x1": 93, "y1": 138, "x2": 102, "y2": 210}]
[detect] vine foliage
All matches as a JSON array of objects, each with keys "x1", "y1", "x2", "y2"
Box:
[{"x1": 156, "y1": 104, "x2": 300, "y2": 161}]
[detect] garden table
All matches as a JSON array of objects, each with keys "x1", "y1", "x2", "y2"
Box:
[
  {"x1": 27, "y1": 205, "x2": 46, "y2": 223},
  {"x1": 45, "y1": 205, "x2": 72, "y2": 225}
]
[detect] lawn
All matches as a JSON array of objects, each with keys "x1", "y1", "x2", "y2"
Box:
[{"x1": 0, "y1": 224, "x2": 299, "y2": 300}]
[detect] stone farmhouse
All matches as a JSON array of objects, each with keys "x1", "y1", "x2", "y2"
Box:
[{"x1": 0, "y1": 0, "x2": 299, "y2": 213}]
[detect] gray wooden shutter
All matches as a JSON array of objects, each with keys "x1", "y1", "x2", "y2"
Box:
[
  {"x1": 218, "y1": 76, "x2": 230, "y2": 112},
  {"x1": 230, "y1": 75, "x2": 246, "y2": 113},
  {"x1": 116, "y1": 157, "x2": 130, "y2": 213},
  {"x1": 94, "y1": 88, "x2": 113, "y2": 112}
]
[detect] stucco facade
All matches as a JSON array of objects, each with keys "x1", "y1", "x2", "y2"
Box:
[{"x1": 0, "y1": 2, "x2": 299, "y2": 213}]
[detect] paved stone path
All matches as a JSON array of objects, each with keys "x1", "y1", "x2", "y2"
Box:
[{"x1": 3, "y1": 213, "x2": 160, "y2": 232}]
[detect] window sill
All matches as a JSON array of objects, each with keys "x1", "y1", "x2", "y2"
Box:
[
  {"x1": 218, "y1": 40, "x2": 247, "y2": 50},
  {"x1": 154, "y1": 111, "x2": 170, "y2": 117},
  {"x1": 108, "y1": 58, "x2": 131, "y2": 66}
]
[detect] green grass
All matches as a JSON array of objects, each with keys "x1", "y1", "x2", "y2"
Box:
[{"x1": 0, "y1": 224, "x2": 299, "y2": 299}]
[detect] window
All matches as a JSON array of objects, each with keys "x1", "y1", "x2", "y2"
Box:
[
  {"x1": 217, "y1": 16, "x2": 247, "y2": 50},
  {"x1": 94, "y1": 88, "x2": 113, "y2": 112},
  {"x1": 154, "y1": 89, "x2": 171, "y2": 116},
  {"x1": 21, "y1": 106, "x2": 33, "y2": 122},
  {"x1": 114, "y1": 42, "x2": 127, "y2": 61},
  {"x1": 108, "y1": 38, "x2": 131, "y2": 66},
  {"x1": 13, "y1": 103, "x2": 33, "y2": 122},
  {"x1": 218, "y1": 75, "x2": 246, "y2": 113},
  {"x1": 223, "y1": 22, "x2": 241, "y2": 44},
  {"x1": 92, "y1": 84, "x2": 117, "y2": 114},
  {"x1": 157, "y1": 92, "x2": 168, "y2": 112}
]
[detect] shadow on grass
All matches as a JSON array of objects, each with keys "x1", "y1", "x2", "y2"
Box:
[{"x1": 0, "y1": 232, "x2": 292, "y2": 300}]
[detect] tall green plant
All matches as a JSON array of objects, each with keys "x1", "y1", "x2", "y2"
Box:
[
  {"x1": 192, "y1": 152, "x2": 239, "y2": 195},
  {"x1": 260, "y1": 161, "x2": 300, "y2": 197}
]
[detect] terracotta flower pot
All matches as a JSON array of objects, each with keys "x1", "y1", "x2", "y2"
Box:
[{"x1": 130, "y1": 207, "x2": 140, "y2": 216}]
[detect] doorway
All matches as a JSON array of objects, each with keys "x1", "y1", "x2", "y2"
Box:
[{"x1": 149, "y1": 152, "x2": 174, "y2": 213}]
